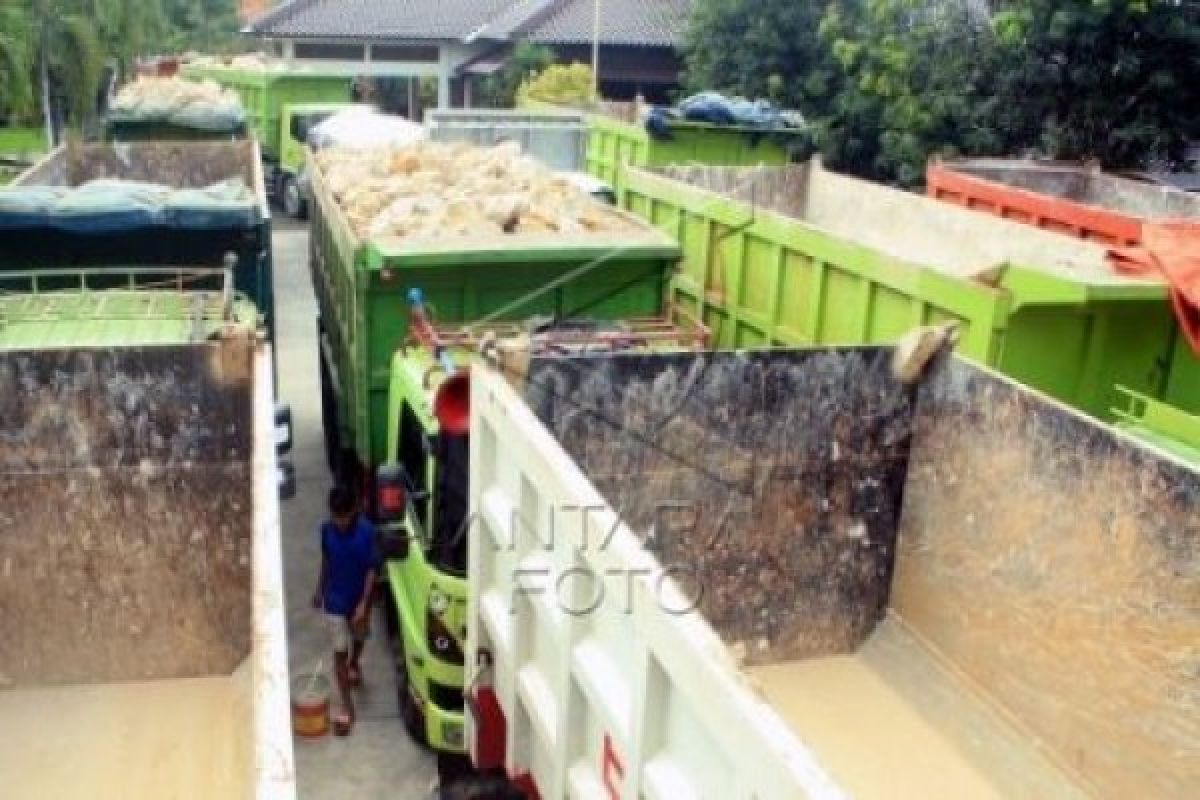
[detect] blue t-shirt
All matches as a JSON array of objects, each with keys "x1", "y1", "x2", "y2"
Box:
[{"x1": 321, "y1": 516, "x2": 380, "y2": 616}]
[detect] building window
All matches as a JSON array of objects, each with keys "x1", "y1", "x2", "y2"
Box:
[
  {"x1": 293, "y1": 42, "x2": 365, "y2": 60},
  {"x1": 371, "y1": 44, "x2": 440, "y2": 63}
]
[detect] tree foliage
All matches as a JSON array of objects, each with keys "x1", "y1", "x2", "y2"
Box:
[
  {"x1": 516, "y1": 62, "x2": 596, "y2": 108},
  {"x1": 683, "y1": 0, "x2": 1200, "y2": 184},
  {"x1": 475, "y1": 42, "x2": 556, "y2": 109},
  {"x1": 1, "y1": 0, "x2": 242, "y2": 136}
]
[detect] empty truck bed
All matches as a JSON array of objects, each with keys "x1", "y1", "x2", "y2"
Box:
[
  {"x1": 0, "y1": 671, "x2": 250, "y2": 799},
  {"x1": 750, "y1": 617, "x2": 1082, "y2": 799},
  {"x1": 468, "y1": 348, "x2": 1198, "y2": 799},
  {"x1": 0, "y1": 332, "x2": 293, "y2": 800}
]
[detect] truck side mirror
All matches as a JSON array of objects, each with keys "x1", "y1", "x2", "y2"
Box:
[{"x1": 274, "y1": 404, "x2": 293, "y2": 456}]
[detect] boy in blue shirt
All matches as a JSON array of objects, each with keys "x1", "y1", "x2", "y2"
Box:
[{"x1": 312, "y1": 485, "x2": 380, "y2": 735}]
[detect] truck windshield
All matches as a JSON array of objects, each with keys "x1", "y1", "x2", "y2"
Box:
[
  {"x1": 290, "y1": 112, "x2": 334, "y2": 145},
  {"x1": 429, "y1": 432, "x2": 469, "y2": 576}
]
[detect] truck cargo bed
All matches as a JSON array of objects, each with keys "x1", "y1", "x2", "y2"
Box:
[
  {"x1": 0, "y1": 338, "x2": 294, "y2": 800},
  {"x1": 750, "y1": 617, "x2": 1082, "y2": 799},
  {"x1": 0, "y1": 671, "x2": 250, "y2": 799},
  {"x1": 468, "y1": 348, "x2": 1198, "y2": 799},
  {"x1": 927, "y1": 159, "x2": 1200, "y2": 245},
  {"x1": 1, "y1": 141, "x2": 275, "y2": 343}
]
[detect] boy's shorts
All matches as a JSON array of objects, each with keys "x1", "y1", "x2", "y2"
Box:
[{"x1": 325, "y1": 611, "x2": 369, "y2": 653}]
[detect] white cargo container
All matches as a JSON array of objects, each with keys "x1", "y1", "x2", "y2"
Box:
[{"x1": 465, "y1": 348, "x2": 1198, "y2": 800}]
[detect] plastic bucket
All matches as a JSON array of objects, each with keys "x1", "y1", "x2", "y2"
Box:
[{"x1": 291, "y1": 672, "x2": 331, "y2": 738}]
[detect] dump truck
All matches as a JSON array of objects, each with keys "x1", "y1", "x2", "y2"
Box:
[
  {"x1": 0, "y1": 139, "x2": 276, "y2": 347},
  {"x1": 926, "y1": 158, "x2": 1200, "y2": 247},
  {"x1": 181, "y1": 62, "x2": 356, "y2": 216},
  {"x1": 103, "y1": 76, "x2": 249, "y2": 142},
  {"x1": 925, "y1": 157, "x2": 1200, "y2": 457},
  {"x1": 426, "y1": 109, "x2": 615, "y2": 204},
  {"x1": 617, "y1": 159, "x2": 1200, "y2": 424},
  {"x1": 0, "y1": 267, "x2": 295, "y2": 799},
  {"x1": 466, "y1": 346, "x2": 1199, "y2": 799},
  {"x1": 308, "y1": 144, "x2": 705, "y2": 752}
]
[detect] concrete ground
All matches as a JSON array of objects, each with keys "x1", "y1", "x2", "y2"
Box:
[{"x1": 273, "y1": 221, "x2": 439, "y2": 799}]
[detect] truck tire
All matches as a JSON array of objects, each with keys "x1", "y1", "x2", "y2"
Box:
[
  {"x1": 283, "y1": 175, "x2": 307, "y2": 220},
  {"x1": 395, "y1": 629, "x2": 430, "y2": 747}
]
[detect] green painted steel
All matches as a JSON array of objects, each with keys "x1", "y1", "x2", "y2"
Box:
[
  {"x1": 1113, "y1": 386, "x2": 1200, "y2": 464},
  {"x1": 619, "y1": 164, "x2": 1191, "y2": 422},
  {"x1": 103, "y1": 117, "x2": 248, "y2": 142},
  {"x1": 308, "y1": 166, "x2": 681, "y2": 467},
  {"x1": 181, "y1": 64, "x2": 354, "y2": 163},
  {"x1": 585, "y1": 113, "x2": 797, "y2": 187},
  {"x1": 0, "y1": 268, "x2": 258, "y2": 349}
]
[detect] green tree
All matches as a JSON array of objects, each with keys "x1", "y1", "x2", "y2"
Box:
[
  {"x1": 160, "y1": 0, "x2": 243, "y2": 54},
  {"x1": 683, "y1": 0, "x2": 1200, "y2": 184},
  {"x1": 819, "y1": 0, "x2": 1007, "y2": 184},
  {"x1": 475, "y1": 42, "x2": 556, "y2": 109},
  {"x1": 683, "y1": 0, "x2": 839, "y2": 113},
  {"x1": 0, "y1": 5, "x2": 34, "y2": 120},
  {"x1": 992, "y1": 0, "x2": 1200, "y2": 169},
  {"x1": 0, "y1": 0, "x2": 243, "y2": 140}
]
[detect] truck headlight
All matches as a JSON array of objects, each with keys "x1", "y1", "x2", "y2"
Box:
[{"x1": 426, "y1": 608, "x2": 464, "y2": 665}]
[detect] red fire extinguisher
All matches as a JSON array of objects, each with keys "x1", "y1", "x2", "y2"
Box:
[{"x1": 467, "y1": 650, "x2": 506, "y2": 771}]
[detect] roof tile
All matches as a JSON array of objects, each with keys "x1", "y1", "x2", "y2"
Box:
[{"x1": 250, "y1": 0, "x2": 694, "y2": 48}]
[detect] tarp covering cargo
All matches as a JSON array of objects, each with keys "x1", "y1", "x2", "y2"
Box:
[
  {"x1": 0, "y1": 140, "x2": 274, "y2": 343},
  {"x1": 0, "y1": 178, "x2": 257, "y2": 232},
  {"x1": 107, "y1": 75, "x2": 248, "y2": 137},
  {"x1": 469, "y1": 347, "x2": 1199, "y2": 799}
]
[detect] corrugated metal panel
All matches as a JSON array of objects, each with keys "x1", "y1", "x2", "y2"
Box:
[{"x1": 427, "y1": 109, "x2": 587, "y2": 172}]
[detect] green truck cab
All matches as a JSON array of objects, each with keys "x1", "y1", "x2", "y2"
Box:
[
  {"x1": 377, "y1": 333, "x2": 471, "y2": 750},
  {"x1": 181, "y1": 63, "x2": 356, "y2": 217},
  {"x1": 307, "y1": 151, "x2": 702, "y2": 751}
]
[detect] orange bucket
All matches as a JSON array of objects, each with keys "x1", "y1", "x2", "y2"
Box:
[{"x1": 291, "y1": 673, "x2": 331, "y2": 738}]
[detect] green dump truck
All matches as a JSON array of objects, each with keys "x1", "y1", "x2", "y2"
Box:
[
  {"x1": 618, "y1": 159, "x2": 1200, "y2": 425},
  {"x1": 0, "y1": 139, "x2": 276, "y2": 349},
  {"x1": 181, "y1": 62, "x2": 356, "y2": 216},
  {"x1": 0, "y1": 266, "x2": 295, "y2": 799},
  {"x1": 308, "y1": 148, "x2": 704, "y2": 752}
]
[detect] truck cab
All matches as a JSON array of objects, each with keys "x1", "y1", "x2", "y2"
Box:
[
  {"x1": 378, "y1": 346, "x2": 471, "y2": 752},
  {"x1": 276, "y1": 102, "x2": 363, "y2": 218}
]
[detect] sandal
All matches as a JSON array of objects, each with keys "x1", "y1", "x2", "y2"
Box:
[{"x1": 332, "y1": 708, "x2": 355, "y2": 736}]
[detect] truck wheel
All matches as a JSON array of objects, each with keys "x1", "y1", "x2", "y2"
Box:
[
  {"x1": 283, "y1": 176, "x2": 307, "y2": 220},
  {"x1": 395, "y1": 631, "x2": 430, "y2": 747}
]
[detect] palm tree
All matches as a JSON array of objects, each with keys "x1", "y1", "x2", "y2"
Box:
[
  {"x1": 0, "y1": 5, "x2": 34, "y2": 123},
  {"x1": 0, "y1": 1, "x2": 105, "y2": 146}
]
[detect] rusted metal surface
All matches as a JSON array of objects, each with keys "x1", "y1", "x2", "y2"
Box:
[
  {"x1": 15, "y1": 140, "x2": 258, "y2": 189},
  {"x1": 893, "y1": 357, "x2": 1200, "y2": 799},
  {"x1": 524, "y1": 348, "x2": 915, "y2": 663},
  {"x1": 0, "y1": 339, "x2": 254, "y2": 686}
]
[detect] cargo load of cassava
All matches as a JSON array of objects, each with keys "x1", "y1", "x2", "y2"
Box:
[{"x1": 308, "y1": 138, "x2": 705, "y2": 753}]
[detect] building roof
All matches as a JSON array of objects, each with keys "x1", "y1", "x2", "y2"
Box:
[
  {"x1": 248, "y1": 0, "x2": 517, "y2": 40},
  {"x1": 525, "y1": 0, "x2": 693, "y2": 47},
  {"x1": 249, "y1": 0, "x2": 694, "y2": 48}
]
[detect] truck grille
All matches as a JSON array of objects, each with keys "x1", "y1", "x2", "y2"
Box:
[{"x1": 428, "y1": 681, "x2": 465, "y2": 713}]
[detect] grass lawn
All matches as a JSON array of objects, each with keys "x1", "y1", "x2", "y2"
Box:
[{"x1": 0, "y1": 126, "x2": 47, "y2": 156}]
